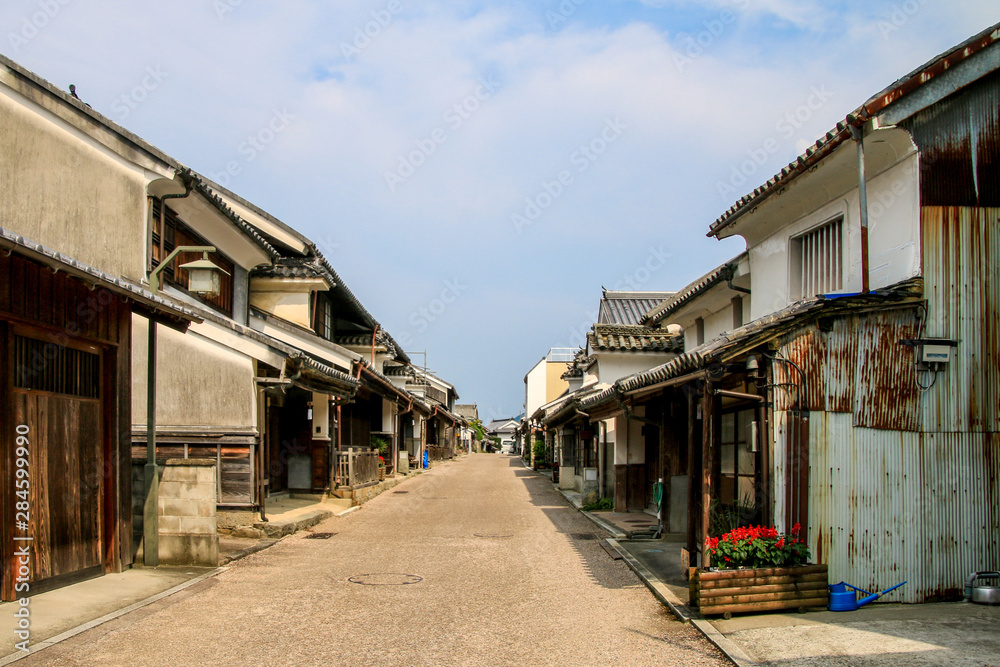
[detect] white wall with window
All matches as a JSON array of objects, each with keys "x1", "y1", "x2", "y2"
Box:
[{"x1": 745, "y1": 144, "x2": 920, "y2": 321}]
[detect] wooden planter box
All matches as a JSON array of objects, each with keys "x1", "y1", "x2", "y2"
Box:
[{"x1": 690, "y1": 564, "x2": 829, "y2": 618}]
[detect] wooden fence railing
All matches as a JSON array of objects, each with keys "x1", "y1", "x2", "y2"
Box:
[{"x1": 335, "y1": 448, "x2": 380, "y2": 488}]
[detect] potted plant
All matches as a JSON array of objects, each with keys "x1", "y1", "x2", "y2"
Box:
[
  {"x1": 371, "y1": 436, "x2": 390, "y2": 480},
  {"x1": 690, "y1": 523, "x2": 829, "y2": 618}
]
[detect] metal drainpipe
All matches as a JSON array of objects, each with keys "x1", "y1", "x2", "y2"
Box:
[
  {"x1": 143, "y1": 181, "x2": 193, "y2": 567},
  {"x1": 850, "y1": 125, "x2": 871, "y2": 294}
]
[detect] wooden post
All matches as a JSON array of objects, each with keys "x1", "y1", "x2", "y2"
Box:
[
  {"x1": 700, "y1": 378, "x2": 714, "y2": 569},
  {"x1": 348, "y1": 447, "x2": 355, "y2": 487},
  {"x1": 686, "y1": 386, "x2": 698, "y2": 559}
]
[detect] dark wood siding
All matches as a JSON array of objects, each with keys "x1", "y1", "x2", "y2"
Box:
[{"x1": 1, "y1": 251, "x2": 131, "y2": 600}]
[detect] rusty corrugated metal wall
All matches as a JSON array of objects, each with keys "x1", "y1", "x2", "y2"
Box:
[
  {"x1": 922, "y1": 206, "x2": 1000, "y2": 433},
  {"x1": 901, "y1": 69, "x2": 1000, "y2": 207},
  {"x1": 773, "y1": 285, "x2": 999, "y2": 602}
]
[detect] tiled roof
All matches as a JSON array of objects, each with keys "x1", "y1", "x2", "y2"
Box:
[
  {"x1": 641, "y1": 255, "x2": 746, "y2": 325},
  {"x1": 582, "y1": 278, "x2": 924, "y2": 413},
  {"x1": 599, "y1": 291, "x2": 675, "y2": 325},
  {"x1": 588, "y1": 324, "x2": 683, "y2": 353},
  {"x1": 251, "y1": 258, "x2": 330, "y2": 281},
  {"x1": 455, "y1": 404, "x2": 478, "y2": 420},
  {"x1": 708, "y1": 23, "x2": 1000, "y2": 239}
]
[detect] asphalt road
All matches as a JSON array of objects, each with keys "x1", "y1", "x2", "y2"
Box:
[{"x1": 28, "y1": 454, "x2": 728, "y2": 667}]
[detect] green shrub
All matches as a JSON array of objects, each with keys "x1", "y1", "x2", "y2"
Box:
[{"x1": 582, "y1": 498, "x2": 614, "y2": 511}]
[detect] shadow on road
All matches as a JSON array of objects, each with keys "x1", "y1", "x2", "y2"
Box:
[{"x1": 499, "y1": 454, "x2": 638, "y2": 591}]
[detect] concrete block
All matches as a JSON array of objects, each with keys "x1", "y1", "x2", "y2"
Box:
[
  {"x1": 158, "y1": 515, "x2": 182, "y2": 533},
  {"x1": 558, "y1": 467, "x2": 575, "y2": 490},
  {"x1": 159, "y1": 534, "x2": 219, "y2": 567},
  {"x1": 179, "y1": 516, "x2": 217, "y2": 535},
  {"x1": 159, "y1": 498, "x2": 200, "y2": 518}
]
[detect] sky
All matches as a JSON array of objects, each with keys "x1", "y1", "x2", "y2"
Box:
[{"x1": 3, "y1": 1, "x2": 997, "y2": 422}]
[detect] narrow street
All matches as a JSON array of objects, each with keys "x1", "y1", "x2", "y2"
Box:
[{"x1": 26, "y1": 455, "x2": 727, "y2": 667}]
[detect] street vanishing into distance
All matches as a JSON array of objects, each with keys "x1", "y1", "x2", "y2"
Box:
[{"x1": 21, "y1": 455, "x2": 727, "y2": 667}]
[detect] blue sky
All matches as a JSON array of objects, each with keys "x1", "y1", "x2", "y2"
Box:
[{"x1": 3, "y1": 1, "x2": 997, "y2": 421}]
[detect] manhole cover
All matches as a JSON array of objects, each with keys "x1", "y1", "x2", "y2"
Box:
[
  {"x1": 393, "y1": 491, "x2": 409, "y2": 494},
  {"x1": 474, "y1": 533, "x2": 514, "y2": 538},
  {"x1": 348, "y1": 573, "x2": 423, "y2": 586},
  {"x1": 305, "y1": 532, "x2": 337, "y2": 539},
  {"x1": 570, "y1": 533, "x2": 598, "y2": 540}
]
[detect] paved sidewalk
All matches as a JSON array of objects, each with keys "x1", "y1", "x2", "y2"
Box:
[
  {"x1": 608, "y1": 534, "x2": 1000, "y2": 666},
  {"x1": 0, "y1": 566, "x2": 222, "y2": 664},
  {"x1": 553, "y1": 478, "x2": 1000, "y2": 666}
]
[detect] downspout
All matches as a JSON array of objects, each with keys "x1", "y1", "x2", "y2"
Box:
[
  {"x1": 850, "y1": 125, "x2": 871, "y2": 294},
  {"x1": 143, "y1": 179, "x2": 193, "y2": 567}
]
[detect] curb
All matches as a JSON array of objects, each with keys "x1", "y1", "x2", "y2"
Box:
[
  {"x1": 605, "y1": 538, "x2": 757, "y2": 666},
  {"x1": 606, "y1": 538, "x2": 694, "y2": 622},
  {"x1": 581, "y1": 510, "x2": 627, "y2": 539},
  {"x1": 220, "y1": 538, "x2": 279, "y2": 566},
  {"x1": 0, "y1": 567, "x2": 226, "y2": 666}
]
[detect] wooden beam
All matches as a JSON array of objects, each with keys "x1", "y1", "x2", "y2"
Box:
[{"x1": 701, "y1": 378, "x2": 714, "y2": 568}]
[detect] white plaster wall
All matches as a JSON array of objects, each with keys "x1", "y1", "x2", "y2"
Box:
[
  {"x1": 312, "y1": 392, "x2": 330, "y2": 440},
  {"x1": 748, "y1": 154, "x2": 920, "y2": 321},
  {"x1": 0, "y1": 87, "x2": 148, "y2": 282},
  {"x1": 525, "y1": 360, "x2": 547, "y2": 417},
  {"x1": 595, "y1": 352, "x2": 674, "y2": 385},
  {"x1": 133, "y1": 317, "x2": 256, "y2": 429},
  {"x1": 249, "y1": 291, "x2": 312, "y2": 328}
]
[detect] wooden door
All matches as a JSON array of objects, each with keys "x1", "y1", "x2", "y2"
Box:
[{"x1": 4, "y1": 331, "x2": 106, "y2": 599}]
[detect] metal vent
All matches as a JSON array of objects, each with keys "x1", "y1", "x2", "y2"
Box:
[{"x1": 570, "y1": 533, "x2": 598, "y2": 540}]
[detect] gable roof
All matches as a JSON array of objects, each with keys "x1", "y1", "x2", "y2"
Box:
[
  {"x1": 708, "y1": 23, "x2": 1000, "y2": 239},
  {"x1": 598, "y1": 291, "x2": 675, "y2": 325},
  {"x1": 588, "y1": 324, "x2": 683, "y2": 353},
  {"x1": 642, "y1": 253, "x2": 747, "y2": 325}
]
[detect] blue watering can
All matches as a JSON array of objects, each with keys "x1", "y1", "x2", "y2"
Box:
[{"x1": 829, "y1": 580, "x2": 907, "y2": 611}]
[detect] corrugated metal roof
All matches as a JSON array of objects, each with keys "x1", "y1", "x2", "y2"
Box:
[{"x1": 599, "y1": 291, "x2": 674, "y2": 325}]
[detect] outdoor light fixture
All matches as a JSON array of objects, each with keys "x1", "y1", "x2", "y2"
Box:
[
  {"x1": 179, "y1": 252, "x2": 229, "y2": 298},
  {"x1": 143, "y1": 244, "x2": 224, "y2": 568}
]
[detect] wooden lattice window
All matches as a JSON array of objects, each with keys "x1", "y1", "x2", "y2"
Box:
[
  {"x1": 150, "y1": 198, "x2": 235, "y2": 317},
  {"x1": 791, "y1": 218, "x2": 844, "y2": 298},
  {"x1": 14, "y1": 335, "x2": 100, "y2": 399}
]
